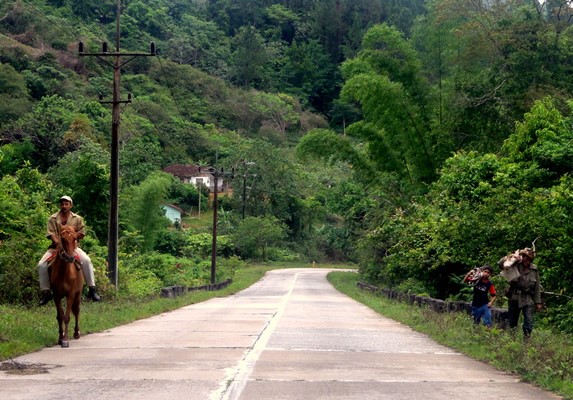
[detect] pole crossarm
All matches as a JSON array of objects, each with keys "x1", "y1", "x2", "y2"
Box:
[
  {"x1": 79, "y1": 52, "x2": 155, "y2": 69},
  {"x1": 98, "y1": 99, "x2": 132, "y2": 105}
]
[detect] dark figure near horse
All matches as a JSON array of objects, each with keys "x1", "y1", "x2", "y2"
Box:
[{"x1": 51, "y1": 224, "x2": 84, "y2": 347}]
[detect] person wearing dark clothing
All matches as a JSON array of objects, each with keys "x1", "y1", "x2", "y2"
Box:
[
  {"x1": 503, "y1": 248, "x2": 542, "y2": 337},
  {"x1": 464, "y1": 265, "x2": 497, "y2": 327}
]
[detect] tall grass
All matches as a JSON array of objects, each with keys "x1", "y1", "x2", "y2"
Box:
[{"x1": 328, "y1": 271, "x2": 573, "y2": 400}]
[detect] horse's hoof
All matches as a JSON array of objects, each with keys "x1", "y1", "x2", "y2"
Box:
[
  {"x1": 74, "y1": 333, "x2": 80, "y2": 340},
  {"x1": 60, "y1": 340, "x2": 69, "y2": 348}
]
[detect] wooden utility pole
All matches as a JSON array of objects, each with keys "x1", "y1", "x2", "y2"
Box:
[
  {"x1": 79, "y1": 0, "x2": 155, "y2": 287},
  {"x1": 201, "y1": 166, "x2": 234, "y2": 284}
]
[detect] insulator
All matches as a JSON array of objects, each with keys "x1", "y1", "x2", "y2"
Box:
[
  {"x1": 102, "y1": 42, "x2": 108, "y2": 53},
  {"x1": 150, "y1": 41, "x2": 156, "y2": 55},
  {"x1": 78, "y1": 41, "x2": 84, "y2": 53}
]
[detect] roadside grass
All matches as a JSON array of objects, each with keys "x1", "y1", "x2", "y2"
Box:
[
  {"x1": 328, "y1": 271, "x2": 573, "y2": 400},
  {"x1": 0, "y1": 264, "x2": 273, "y2": 361}
]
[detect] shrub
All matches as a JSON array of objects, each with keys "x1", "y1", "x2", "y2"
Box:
[
  {"x1": 119, "y1": 267, "x2": 163, "y2": 298},
  {"x1": 184, "y1": 233, "x2": 235, "y2": 259}
]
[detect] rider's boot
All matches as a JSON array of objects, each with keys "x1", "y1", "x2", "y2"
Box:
[
  {"x1": 38, "y1": 290, "x2": 53, "y2": 306},
  {"x1": 87, "y1": 286, "x2": 101, "y2": 301}
]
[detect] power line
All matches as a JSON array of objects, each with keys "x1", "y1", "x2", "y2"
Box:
[
  {"x1": 156, "y1": 56, "x2": 189, "y2": 123},
  {"x1": 131, "y1": 97, "x2": 164, "y2": 137}
]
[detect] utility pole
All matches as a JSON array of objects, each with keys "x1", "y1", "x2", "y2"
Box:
[
  {"x1": 79, "y1": 0, "x2": 155, "y2": 287},
  {"x1": 201, "y1": 166, "x2": 234, "y2": 284}
]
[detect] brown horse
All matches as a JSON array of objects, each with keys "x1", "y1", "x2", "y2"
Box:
[{"x1": 50, "y1": 224, "x2": 84, "y2": 348}]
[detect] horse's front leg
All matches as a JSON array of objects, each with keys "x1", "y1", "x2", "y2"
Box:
[
  {"x1": 72, "y1": 292, "x2": 81, "y2": 340},
  {"x1": 60, "y1": 295, "x2": 73, "y2": 348},
  {"x1": 55, "y1": 297, "x2": 65, "y2": 346}
]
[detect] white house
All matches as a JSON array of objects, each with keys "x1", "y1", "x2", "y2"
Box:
[{"x1": 163, "y1": 164, "x2": 233, "y2": 200}]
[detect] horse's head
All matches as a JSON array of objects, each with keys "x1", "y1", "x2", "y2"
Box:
[{"x1": 58, "y1": 225, "x2": 77, "y2": 264}]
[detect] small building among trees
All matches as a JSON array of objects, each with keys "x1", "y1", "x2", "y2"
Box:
[
  {"x1": 161, "y1": 203, "x2": 184, "y2": 225},
  {"x1": 163, "y1": 164, "x2": 233, "y2": 201}
]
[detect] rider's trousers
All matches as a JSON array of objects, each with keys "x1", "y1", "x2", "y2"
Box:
[{"x1": 38, "y1": 248, "x2": 96, "y2": 291}]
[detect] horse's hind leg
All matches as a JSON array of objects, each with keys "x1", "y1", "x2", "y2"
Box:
[{"x1": 72, "y1": 293, "x2": 81, "y2": 340}]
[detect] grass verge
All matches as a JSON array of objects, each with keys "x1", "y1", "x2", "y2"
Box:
[
  {"x1": 0, "y1": 264, "x2": 273, "y2": 361},
  {"x1": 328, "y1": 271, "x2": 573, "y2": 400}
]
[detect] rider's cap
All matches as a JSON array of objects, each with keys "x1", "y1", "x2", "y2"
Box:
[{"x1": 59, "y1": 195, "x2": 73, "y2": 204}]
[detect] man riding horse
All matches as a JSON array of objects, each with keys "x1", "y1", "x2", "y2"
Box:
[{"x1": 37, "y1": 196, "x2": 101, "y2": 305}]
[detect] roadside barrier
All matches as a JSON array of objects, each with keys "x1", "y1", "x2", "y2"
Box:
[
  {"x1": 161, "y1": 279, "x2": 232, "y2": 298},
  {"x1": 357, "y1": 281, "x2": 509, "y2": 327}
]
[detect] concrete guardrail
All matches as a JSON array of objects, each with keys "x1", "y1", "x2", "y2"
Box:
[
  {"x1": 161, "y1": 278, "x2": 233, "y2": 298},
  {"x1": 357, "y1": 281, "x2": 509, "y2": 327}
]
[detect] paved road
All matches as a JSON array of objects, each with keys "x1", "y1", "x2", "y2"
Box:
[{"x1": 0, "y1": 268, "x2": 562, "y2": 400}]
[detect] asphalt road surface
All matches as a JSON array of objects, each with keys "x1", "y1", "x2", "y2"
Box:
[{"x1": 0, "y1": 268, "x2": 562, "y2": 400}]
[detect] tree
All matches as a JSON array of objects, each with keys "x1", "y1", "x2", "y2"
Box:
[
  {"x1": 309, "y1": 0, "x2": 345, "y2": 62},
  {"x1": 357, "y1": 96, "x2": 573, "y2": 310},
  {"x1": 232, "y1": 215, "x2": 287, "y2": 260},
  {"x1": 71, "y1": 0, "x2": 115, "y2": 23},
  {"x1": 296, "y1": 128, "x2": 375, "y2": 179},
  {"x1": 48, "y1": 141, "x2": 110, "y2": 243},
  {"x1": 339, "y1": 23, "x2": 436, "y2": 186},
  {"x1": 263, "y1": 4, "x2": 299, "y2": 42},
  {"x1": 281, "y1": 39, "x2": 340, "y2": 112},
  {"x1": 119, "y1": 135, "x2": 164, "y2": 187},
  {"x1": 0, "y1": 141, "x2": 35, "y2": 176},
  {"x1": 0, "y1": 165, "x2": 53, "y2": 304},
  {"x1": 167, "y1": 176, "x2": 203, "y2": 212},
  {"x1": 250, "y1": 91, "x2": 299, "y2": 137},
  {"x1": 12, "y1": 95, "x2": 78, "y2": 171},
  {"x1": 0, "y1": 63, "x2": 31, "y2": 123},
  {"x1": 122, "y1": 172, "x2": 172, "y2": 252},
  {"x1": 412, "y1": 0, "x2": 573, "y2": 154},
  {"x1": 230, "y1": 26, "x2": 268, "y2": 88},
  {"x1": 207, "y1": 0, "x2": 267, "y2": 36},
  {"x1": 226, "y1": 139, "x2": 304, "y2": 232},
  {"x1": 164, "y1": 15, "x2": 230, "y2": 77}
]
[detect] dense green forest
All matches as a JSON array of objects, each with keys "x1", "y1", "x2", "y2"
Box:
[{"x1": 2, "y1": 0, "x2": 573, "y2": 333}]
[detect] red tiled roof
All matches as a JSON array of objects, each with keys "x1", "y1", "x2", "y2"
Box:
[{"x1": 163, "y1": 164, "x2": 202, "y2": 178}]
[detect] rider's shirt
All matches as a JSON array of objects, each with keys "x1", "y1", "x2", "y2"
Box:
[{"x1": 47, "y1": 211, "x2": 86, "y2": 240}]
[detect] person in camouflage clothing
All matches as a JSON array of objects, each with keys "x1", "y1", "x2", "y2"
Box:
[{"x1": 503, "y1": 248, "x2": 542, "y2": 338}]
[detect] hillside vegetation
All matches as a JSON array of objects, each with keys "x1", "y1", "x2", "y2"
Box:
[{"x1": 1, "y1": 0, "x2": 573, "y2": 333}]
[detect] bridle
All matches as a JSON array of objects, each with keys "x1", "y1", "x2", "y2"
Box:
[{"x1": 57, "y1": 229, "x2": 77, "y2": 264}]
